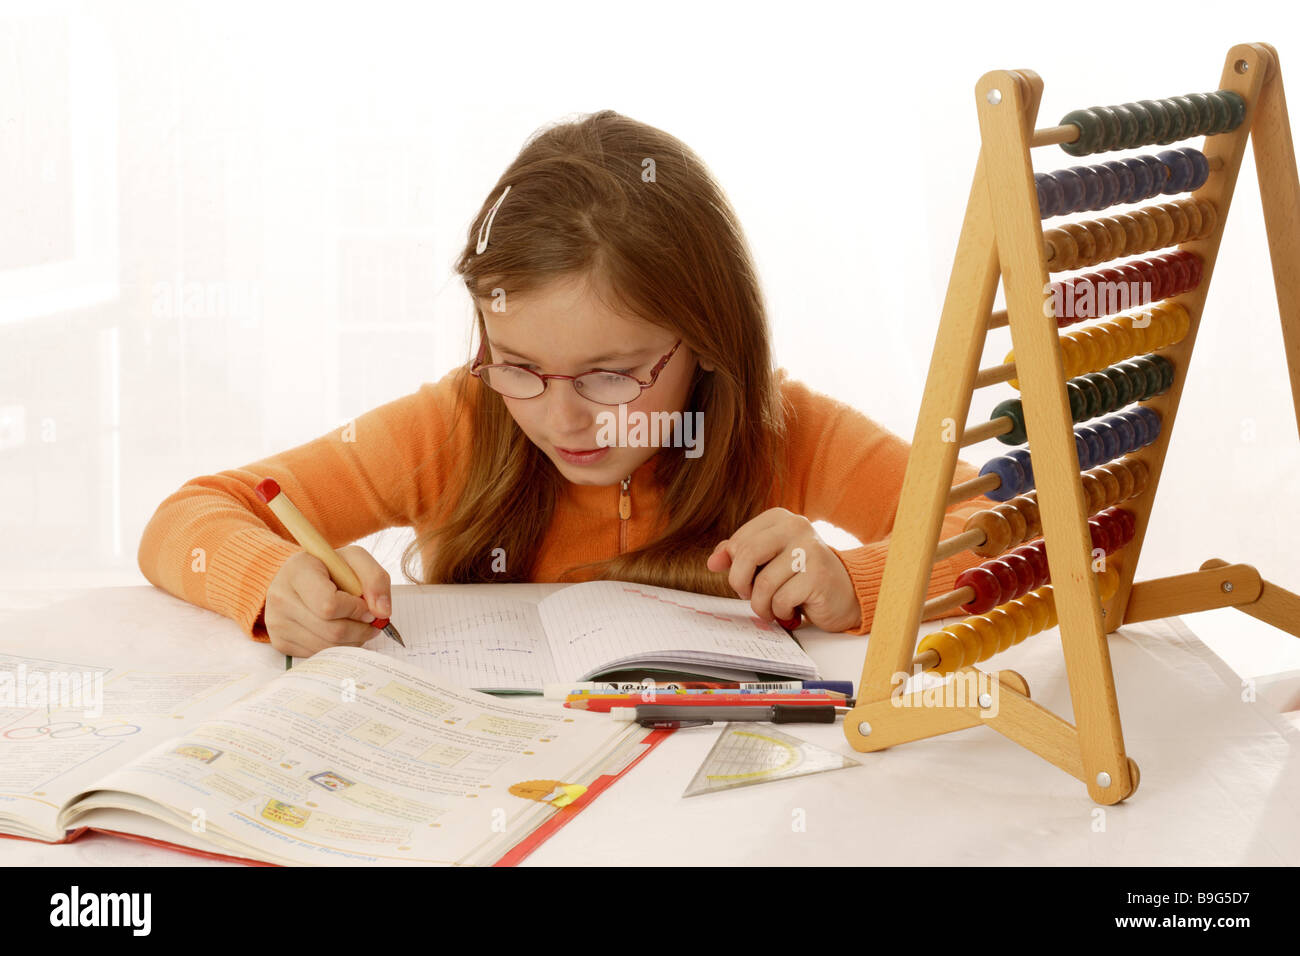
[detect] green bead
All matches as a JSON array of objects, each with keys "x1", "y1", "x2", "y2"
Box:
[
  {"x1": 1204, "y1": 92, "x2": 1232, "y2": 134},
  {"x1": 1061, "y1": 109, "x2": 1104, "y2": 156},
  {"x1": 1128, "y1": 100, "x2": 1156, "y2": 145},
  {"x1": 1101, "y1": 365, "x2": 1135, "y2": 408},
  {"x1": 993, "y1": 399, "x2": 1028, "y2": 445},
  {"x1": 1076, "y1": 375, "x2": 1103, "y2": 417},
  {"x1": 1153, "y1": 354, "x2": 1176, "y2": 393},
  {"x1": 1117, "y1": 359, "x2": 1151, "y2": 400},
  {"x1": 1218, "y1": 90, "x2": 1247, "y2": 130},
  {"x1": 1112, "y1": 103, "x2": 1141, "y2": 148},
  {"x1": 1138, "y1": 99, "x2": 1171, "y2": 143},
  {"x1": 1092, "y1": 105, "x2": 1122, "y2": 151},
  {"x1": 1158, "y1": 97, "x2": 1188, "y2": 144},
  {"x1": 1186, "y1": 92, "x2": 1215, "y2": 135},
  {"x1": 1124, "y1": 357, "x2": 1162, "y2": 399},
  {"x1": 1081, "y1": 371, "x2": 1119, "y2": 414},
  {"x1": 1066, "y1": 381, "x2": 1088, "y2": 423}
]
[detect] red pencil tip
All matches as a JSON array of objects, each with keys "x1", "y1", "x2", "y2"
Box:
[{"x1": 255, "y1": 478, "x2": 281, "y2": 503}]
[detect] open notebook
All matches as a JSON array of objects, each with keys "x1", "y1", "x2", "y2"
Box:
[{"x1": 361, "y1": 581, "x2": 820, "y2": 693}]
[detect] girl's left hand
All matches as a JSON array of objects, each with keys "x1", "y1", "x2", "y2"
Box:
[{"x1": 706, "y1": 508, "x2": 862, "y2": 633}]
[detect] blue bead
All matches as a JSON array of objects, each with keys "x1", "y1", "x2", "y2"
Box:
[
  {"x1": 1121, "y1": 157, "x2": 1153, "y2": 201},
  {"x1": 1075, "y1": 165, "x2": 1104, "y2": 210},
  {"x1": 1054, "y1": 167, "x2": 1086, "y2": 214},
  {"x1": 1141, "y1": 155, "x2": 1168, "y2": 198},
  {"x1": 981, "y1": 457, "x2": 1025, "y2": 501},
  {"x1": 1104, "y1": 160, "x2": 1136, "y2": 204},
  {"x1": 1116, "y1": 409, "x2": 1148, "y2": 447},
  {"x1": 1074, "y1": 432, "x2": 1094, "y2": 469},
  {"x1": 1107, "y1": 413, "x2": 1137, "y2": 454},
  {"x1": 1134, "y1": 405, "x2": 1162, "y2": 443},
  {"x1": 1006, "y1": 448, "x2": 1034, "y2": 489},
  {"x1": 1157, "y1": 149, "x2": 1193, "y2": 194},
  {"x1": 1181, "y1": 147, "x2": 1210, "y2": 191},
  {"x1": 1091, "y1": 164, "x2": 1120, "y2": 208},
  {"x1": 1035, "y1": 173, "x2": 1063, "y2": 218},
  {"x1": 1075, "y1": 424, "x2": 1106, "y2": 467}
]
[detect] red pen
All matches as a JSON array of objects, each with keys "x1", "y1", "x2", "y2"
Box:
[{"x1": 567, "y1": 694, "x2": 848, "y2": 713}]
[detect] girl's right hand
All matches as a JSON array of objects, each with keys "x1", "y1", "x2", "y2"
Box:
[{"x1": 264, "y1": 546, "x2": 392, "y2": 658}]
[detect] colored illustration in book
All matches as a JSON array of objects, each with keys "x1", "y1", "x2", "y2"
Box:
[
  {"x1": 309, "y1": 770, "x2": 355, "y2": 792},
  {"x1": 260, "y1": 799, "x2": 311, "y2": 828},
  {"x1": 171, "y1": 743, "x2": 222, "y2": 764},
  {"x1": 508, "y1": 779, "x2": 588, "y2": 807}
]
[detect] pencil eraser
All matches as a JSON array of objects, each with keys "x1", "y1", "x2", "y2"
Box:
[{"x1": 255, "y1": 478, "x2": 281, "y2": 503}]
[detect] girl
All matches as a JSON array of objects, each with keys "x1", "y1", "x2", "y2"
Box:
[{"x1": 138, "y1": 110, "x2": 985, "y2": 659}]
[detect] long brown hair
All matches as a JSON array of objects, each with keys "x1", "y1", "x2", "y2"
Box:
[{"x1": 401, "y1": 110, "x2": 787, "y2": 596}]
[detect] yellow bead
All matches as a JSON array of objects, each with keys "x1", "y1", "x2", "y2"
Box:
[
  {"x1": 1035, "y1": 586, "x2": 1059, "y2": 630},
  {"x1": 1077, "y1": 325, "x2": 1114, "y2": 369},
  {"x1": 1165, "y1": 301, "x2": 1191, "y2": 343},
  {"x1": 968, "y1": 615, "x2": 1003, "y2": 662},
  {"x1": 1006, "y1": 349, "x2": 1019, "y2": 391},
  {"x1": 918, "y1": 631, "x2": 965, "y2": 675},
  {"x1": 984, "y1": 608, "x2": 1019, "y2": 654},
  {"x1": 1016, "y1": 591, "x2": 1052, "y2": 633},
  {"x1": 1096, "y1": 564, "x2": 1121, "y2": 602},
  {"x1": 1001, "y1": 600, "x2": 1035, "y2": 646},
  {"x1": 942, "y1": 622, "x2": 984, "y2": 669},
  {"x1": 1058, "y1": 336, "x2": 1083, "y2": 378}
]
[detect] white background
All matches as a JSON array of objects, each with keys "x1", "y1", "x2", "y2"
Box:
[{"x1": 2, "y1": 0, "x2": 1298, "y2": 679}]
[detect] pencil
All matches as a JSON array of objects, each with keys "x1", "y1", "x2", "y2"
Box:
[{"x1": 254, "y1": 477, "x2": 405, "y2": 647}]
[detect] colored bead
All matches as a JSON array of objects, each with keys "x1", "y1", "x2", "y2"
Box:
[
  {"x1": 981, "y1": 455, "x2": 1026, "y2": 501},
  {"x1": 1075, "y1": 165, "x2": 1103, "y2": 211},
  {"x1": 968, "y1": 616, "x2": 1003, "y2": 661},
  {"x1": 1080, "y1": 371, "x2": 1118, "y2": 413},
  {"x1": 1035, "y1": 173, "x2": 1064, "y2": 218},
  {"x1": 1096, "y1": 565, "x2": 1121, "y2": 602},
  {"x1": 1111, "y1": 103, "x2": 1140, "y2": 149},
  {"x1": 1120, "y1": 157, "x2": 1154, "y2": 200},
  {"x1": 1043, "y1": 228, "x2": 1077, "y2": 271},
  {"x1": 1112, "y1": 214, "x2": 1144, "y2": 255},
  {"x1": 1158, "y1": 96, "x2": 1189, "y2": 144},
  {"x1": 1172, "y1": 198, "x2": 1202, "y2": 239},
  {"x1": 1059, "y1": 335, "x2": 1084, "y2": 379},
  {"x1": 1182, "y1": 148, "x2": 1210, "y2": 190},
  {"x1": 991, "y1": 503, "x2": 1028, "y2": 547},
  {"x1": 994, "y1": 398, "x2": 1028, "y2": 445},
  {"x1": 1137, "y1": 99, "x2": 1171, "y2": 143},
  {"x1": 1204, "y1": 92, "x2": 1232, "y2": 135},
  {"x1": 1196, "y1": 199, "x2": 1218, "y2": 237},
  {"x1": 1082, "y1": 219, "x2": 1112, "y2": 263},
  {"x1": 983, "y1": 608, "x2": 1018, "y2": 654},
  {"x1": 1062, "y1": 221, "x2": 1095, "y2": 262},
  {"x1": 1185, "y1": 92, "x2": 1215, "y2": 135},
  {"x1": 957, "y1": 566, "x2": 1004, "y2": 614},
  {"x1": 1162, "y1": 202, "x2": 1190, "y2": 243},
  {"x1": 1149, "y1": 206, "x2": 1175, "y2": 248},
  {"x1": 1157, "y1": 149, "x2": 1193, "y2": 194},
  {"x1": 1091, "y1": 105, "x2": 1123, "y2": 151},
  {"x1": 1091, "y1": 465, "x2": 1122, "y2": 506},
  {"x1": 1065, "y1": 381, "x2": 1087, "y2": 421},
  {"x1": 918, "y1": 630, "x2": 965, "y2": 675},
  {"x1": 1012, "y1": 541, "x2": 1049, "y2": 584},
  {"x1": 1054, "y1": 167, "x2": 1086, "y2": 213},
  {"x1": 1103, "y1": 160, "x2": 1136, "y2": 205},
  {"x1": 1092, "y1": 164, "x2": 1120, "y2": 208},
  {"x1": 1141, "y1": 155, "x2": 1169, "y2": 198},
  {"x1": 942, "y1": 622, "x2": 984, "y2": 668},
  {"x1": 967, "y1": 509, "x2": 1011, "y2": 557},
  {"x1": 1127, "y1": 100, "x2": 1156, "y2": 145},
  {"x1": 1217, "y1": 90, "x2": 1247, "y2": 131},
  {"x1": 1080, "y1": 473, "x2": 1107, "y2": 513},
  {"x1": 986, "y1": 560, "x2": 1021, "y2": 604},
  {"x1": 1002, "y1": 600, "x2": 1034, "y2": 646},
  {"x1": 1061, "y1": 108, "x2": 1104, "y2": 156},
  {"x1": 1006, "y1": 448, "x2": 1033, "y2": 488}
]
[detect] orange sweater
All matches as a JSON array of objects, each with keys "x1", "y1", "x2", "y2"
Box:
[{"x1": 137, "y1": 367, "x2": 987, "y2": 641}]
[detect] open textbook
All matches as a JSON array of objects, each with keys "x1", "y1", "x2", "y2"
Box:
[
  {"x1": 363, "y1": 580, "x2": 820, "y2": 693},
  {"x1": 0, "y1": 647, "x2": 658, "y2": 865}
]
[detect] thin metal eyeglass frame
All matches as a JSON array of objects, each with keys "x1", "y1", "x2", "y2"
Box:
[{"x1": 470, "y1": 339, "x2": 683, "y2": 406}]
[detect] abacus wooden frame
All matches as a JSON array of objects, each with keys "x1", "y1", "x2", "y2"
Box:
[{"x1": 842, "y1": 42, "x2": 1300, "y2": 805}]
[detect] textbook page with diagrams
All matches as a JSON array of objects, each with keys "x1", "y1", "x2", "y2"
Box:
[
  {"x1": 364, "y1": 580, "x2": 819, "y2": 692},
  {"x1": 1, "y1": 647, "x2": 655, "y2": 866}
]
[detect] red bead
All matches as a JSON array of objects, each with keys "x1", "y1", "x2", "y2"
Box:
[
  {"x1": 1011, "y1": 543, "x2": 1050, "y2": 586},
  {"x1": 1000, "y1": 552, "x2": 1038, "y2": 599},
  {"x1": 985, "y1": 560, "x2": 1021, "y2": 605},
  {"x1": 957, "y1": 566, "x2": 1003, "y2": 614}
]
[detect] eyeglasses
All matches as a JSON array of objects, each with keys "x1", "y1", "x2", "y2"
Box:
[{"x1": 471, "y1": 339, "x2": 683, "y2": 406}]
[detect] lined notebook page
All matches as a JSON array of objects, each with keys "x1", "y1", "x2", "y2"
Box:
[
  {"x1": 367, "y1": 590, "x2": 558, "y2": 692},
  {"x1": 537, "y1": 581, "x2": 817, "y2": 681}
]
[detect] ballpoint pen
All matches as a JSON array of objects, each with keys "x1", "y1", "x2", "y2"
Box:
[{"x1": 254, "y1": 478, "x2": 405, "y2": 655}]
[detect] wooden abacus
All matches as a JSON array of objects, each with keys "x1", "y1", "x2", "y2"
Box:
[{"x1": 843, "y1": 42, "x2": 1300, "y2": 804}]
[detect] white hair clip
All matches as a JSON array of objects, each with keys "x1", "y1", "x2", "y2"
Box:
[{"x1": 476, "y1": 185, "x2": 511, "y2": 254}]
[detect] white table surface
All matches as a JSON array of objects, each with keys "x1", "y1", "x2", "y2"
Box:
[{"x1": 1, "y1": 583, "x2": 1297, "y2": 866}]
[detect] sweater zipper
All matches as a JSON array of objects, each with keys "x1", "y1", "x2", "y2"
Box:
[{"x1": 618, "y1": 475, "x2": 631, "y2": 554}]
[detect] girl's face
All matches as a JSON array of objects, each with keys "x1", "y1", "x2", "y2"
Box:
[{"x1": 477, "y1": 273, "x2": 707, "y2": 486}]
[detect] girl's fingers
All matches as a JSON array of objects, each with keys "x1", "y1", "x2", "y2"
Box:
[
  {"x1": 748, "y1": 558, "x2": 799, "y2": 621},
  {"x1": 724, "y1": 527, "x2": 789, "y2": 600},
  {"x1": 291, "y1": 557, "x2": 375, "y2": 625},
  {"x1": 770, "y1": 574, "x2": 813, "y2": 623},
  {"x1": 706, "y1": 540, "x2": 732, "y2": 572},
  {"x1": 338, "y1": 545, "x2": 392, "y2": 618}
]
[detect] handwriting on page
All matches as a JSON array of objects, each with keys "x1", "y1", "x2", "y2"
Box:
[
  {"x1": 538, "y1": 581, "x2": 806, "y2": 679},
  {"x1": 369, "y1": 592, "x2": 558, "y2": 689}
]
